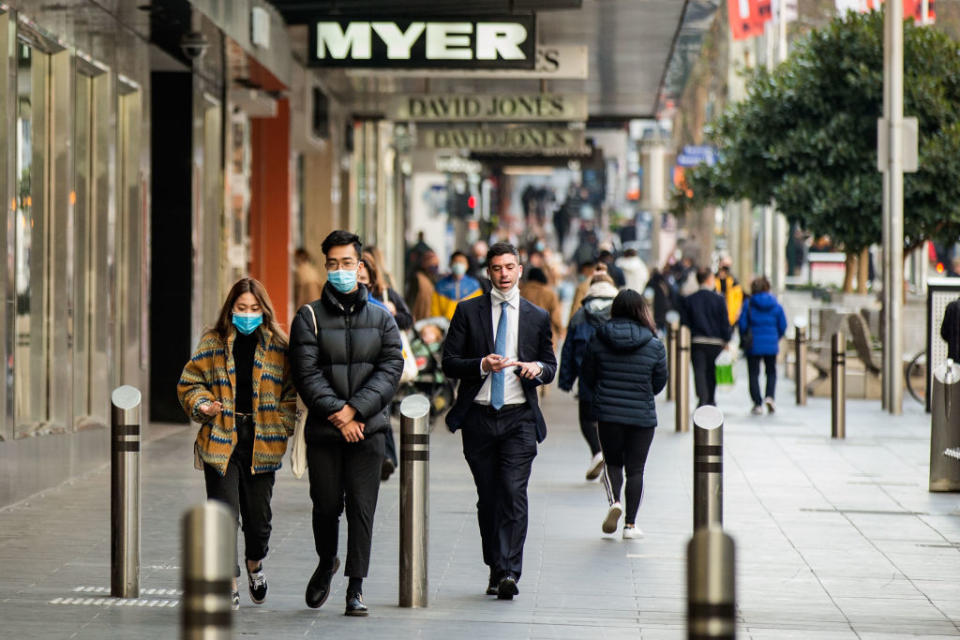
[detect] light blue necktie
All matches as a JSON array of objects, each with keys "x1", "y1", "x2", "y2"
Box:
[{"x1": 491, "y1": 301, "x2": 509, "y2": 410}]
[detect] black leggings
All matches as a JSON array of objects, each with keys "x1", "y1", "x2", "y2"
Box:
[
  {"x1": 598, "y1": 423, "x2": 655, "y2": 525},
  {"x1": 578, "y1": 398, "x2": 602, "y2": 456}
]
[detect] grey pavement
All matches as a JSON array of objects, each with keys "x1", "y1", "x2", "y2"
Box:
[{"x1": 1, "y1": 360, "x2": 959, "y2": 639}]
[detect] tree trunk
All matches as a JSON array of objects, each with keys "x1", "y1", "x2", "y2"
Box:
[
  {"x1": 858, "y1": 247, "x2": 869, "y2": 294},
  {"x1": 843, "y1": 252, "x2": 856, "y2": 293}
]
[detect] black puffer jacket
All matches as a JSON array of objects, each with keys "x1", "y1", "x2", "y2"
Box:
[
  {"x1": 581, "y1": 318, "x2": 667, "y2": 427},
  {"x1": 290, "y1": 283, "x2": 403, "y2": 445}
]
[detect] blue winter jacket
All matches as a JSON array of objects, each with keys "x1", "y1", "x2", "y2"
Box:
[
  {"x1": 558, "y1": 295, "x2": 614, "y2": 395},
  {"x1": 737, "y1": 292, "x2": 787, "y2": 356}
]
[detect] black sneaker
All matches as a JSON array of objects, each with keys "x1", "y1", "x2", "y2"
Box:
[
  {"x1": 231, "y1": 589, "x2": 240, "y2": 610},
  {"x1": 247, "y1": 563, "x2": 267, "y2": 604}
]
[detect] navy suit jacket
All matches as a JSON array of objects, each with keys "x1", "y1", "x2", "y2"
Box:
[{"x1": 442, "y1": 293, "x2": 557, "y2": 442}]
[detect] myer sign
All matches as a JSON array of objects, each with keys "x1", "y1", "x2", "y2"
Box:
[
  {"x1": 390, "y1": 94, "x2": 588, "y2": 122},
  {"x1": 309, "y1": 17, "x2": 536, "y2": 69},
  {"x1": 419, "y1": 125, "x2": 587, "y2": 154}
]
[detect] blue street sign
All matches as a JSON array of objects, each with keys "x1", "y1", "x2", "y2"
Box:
[{"x1": 677, "y1": 145, "x2": 717, "y2": 167}]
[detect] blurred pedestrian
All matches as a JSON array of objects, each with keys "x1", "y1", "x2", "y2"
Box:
[
  {"x1": 738, "y1": 276, "x2": 787, "y2": 415},
  {"x1": 598, "y1": 249, "x2": 626, "y2": 288},
  {"x1": 644, "y1": 267, "x2": 679, "y2": 333},
  {"x1": 177, "y1": 277, "x2": 296, "y2": 609},
  {"x1": 409, "y1": 250, "x2": 439, "y2": 321},
  {"x1": 681, "y1": 268, "x2": 731, "y2": 407},
  {"x1": 290, "y1": 230, "x2": 403, "y2": 616},
  {"x1": 714, "y1": 257, "x2": 743, "y2": 328},
  {"x1": 519, "y1": 267, "x2": 564, "y2": 343},
  {"x1": 558, "y1": 274, "x2": 618, "y2": 480},
  {"x1": 616, "y1": 248, "x2": 649, "y2": 293},
  {"x1": 431, "y1": 251, "x2": 483, "y2": 320},
  {"x1": 581, "y1": 289, "x2": 667, "y2": 539},
  {"x1": 442, "y1": 242, "x2": 557, "y2": 601},
  {"x1": 570, "y1": 260, "x2": 609, "y2": 318},
  {"x1": 294, "y1": 248, "x2": 324, "y2": 308}
]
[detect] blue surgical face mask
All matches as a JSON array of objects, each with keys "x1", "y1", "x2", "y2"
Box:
[
  {"x1": 328, "y1": 268, "x2": 358, "y2": 293},
  {"x1": 232, "y1": 312, "x2": 263, "y2": 335},
  {"x1": 451, "y1": 263, "x2": 468, "y2": 277}
]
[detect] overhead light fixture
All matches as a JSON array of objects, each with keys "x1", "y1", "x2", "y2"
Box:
[{"x1": 502, "y1": 166, "x2": 554, "y2": 176}]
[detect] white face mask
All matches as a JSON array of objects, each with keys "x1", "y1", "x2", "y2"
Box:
[{"x1": 451, "y1": 263, "x2": 468, "y2": 277}]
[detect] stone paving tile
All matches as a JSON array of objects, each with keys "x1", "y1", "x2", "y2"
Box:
[{"x1": 1, "y1": 362, "x2": 959, "y2": 638}]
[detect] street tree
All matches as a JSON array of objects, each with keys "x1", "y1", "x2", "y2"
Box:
[{"x1": 676, "y1": 10, "x2": 960, "y2": 290}]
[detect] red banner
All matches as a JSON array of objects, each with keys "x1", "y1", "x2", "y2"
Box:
[
  {"x1": 836, "y1": 0, "x2": 935, "y2": 22},
  {"x1": 729, "y1": 0, "x2": 773, "y2": 41}
]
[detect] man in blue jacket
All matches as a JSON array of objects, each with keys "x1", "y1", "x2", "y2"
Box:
[{"x1": 680, "y1": 268, "x2": 731, "y2": 407}]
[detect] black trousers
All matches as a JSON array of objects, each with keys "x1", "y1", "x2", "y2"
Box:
[
  {"x1": 203, "y1": 415, "x2": 275, "y2": 578},
  {"x1": 306, "y1": 431, "x2": 384, "y2": 578},
  {"x1": 598, "y1": 423, "x2": 655, "y2": 525},
  {"x1": 383, "y1": 425, "x2": 398, "y2": 467},
  {"x1": 578, "y1": 397, "x2": 602, "y2": 456},
  {"x1": 747, "y1": 354, "x2": 778, "y2": 406},
  {"x1": 460, "y1": 403, "x2": 538, "y2": 581},
  {"x1": 691, "y1": 343, "x2": 724, "y2": 407}
]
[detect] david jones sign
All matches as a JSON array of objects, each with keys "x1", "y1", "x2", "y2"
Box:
[
  {"x1": 390, "y1": 94, "x2": 588, "y2": 122},
  {"x1": 308, "y1": 17, "x2": 536, "y2": 69}
]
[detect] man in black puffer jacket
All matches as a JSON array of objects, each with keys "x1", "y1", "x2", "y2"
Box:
[{"x1": 290, "y1": 230, "x2": 403, "y2": 617}]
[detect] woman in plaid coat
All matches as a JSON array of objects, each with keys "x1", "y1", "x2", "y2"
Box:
[{"x1": 178, "y1": 277, "x2": 296, "y2": 609}]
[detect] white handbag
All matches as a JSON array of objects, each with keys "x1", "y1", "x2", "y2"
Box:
[
  {"x1": 399, "y1": 330, "x2": 419, "y2": 384},
  {"x1": 290, "y1": 304, "x2": 318, "y2": 479}
]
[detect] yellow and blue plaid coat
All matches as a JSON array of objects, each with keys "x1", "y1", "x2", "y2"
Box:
[{"x1": 177, "y1": 327, "x2": 296, "y2": 476}]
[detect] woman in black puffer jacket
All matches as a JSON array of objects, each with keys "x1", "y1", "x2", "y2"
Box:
[{"x1": 582, "y1": 289, "x2": 667, "y2": 540}]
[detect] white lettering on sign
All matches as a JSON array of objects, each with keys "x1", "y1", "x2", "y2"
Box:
[
  {"x1": 426, "y1": 22, "x2": 472, "y2": 60},
  {"x1": 475, "y1": 23, "x2": 528, "y2": 60},
  {"x1": 371, "y1": 22, "x2": 425, "y2": 59},
  {"x1": 316, "y1": 22, "x2": 371, "y2": 59}
]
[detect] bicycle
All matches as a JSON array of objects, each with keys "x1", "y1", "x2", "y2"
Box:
[{"x1": 905, "y1": 350, "x2": 926, "y2": 405}]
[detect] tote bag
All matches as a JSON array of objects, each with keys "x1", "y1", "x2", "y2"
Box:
[{"x1": 290, "y1": 304, "x2": 317, "y2": 479}]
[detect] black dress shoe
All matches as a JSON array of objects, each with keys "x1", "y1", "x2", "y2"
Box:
[
  {"x1": 486, "y1": 569, "x2": 499, "y2": 596},
  {"x1": 497, "y1": 574, "x2": 519, "y2": 600},
  {"x1": 344, "y1": 592, "x2": 369, "y2": 617},
  {"x1": 305, "y1": 557, "x2": 339, "y2": 608}
]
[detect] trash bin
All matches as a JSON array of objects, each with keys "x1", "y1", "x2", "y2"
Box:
[{"x1": 929, "y1": 359, "x2": 960, "y2": 492}]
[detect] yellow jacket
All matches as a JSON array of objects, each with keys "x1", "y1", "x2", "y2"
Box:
[{"x1": 715, "y1": 275, "x2": 743, "y2": 326}]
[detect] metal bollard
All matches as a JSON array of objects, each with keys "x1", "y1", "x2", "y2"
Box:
[
  {"x1": 399, "y1": 394, "x2": 430, "y2": 608},
  {"x1": 181, "y1": 502, "x2": 235, "y2": 639},
  {"x1": 928, "y1": 359, "x2": 960, "y2": 491},
  {"x1": 831, "y1": 332, "x2": 846, "y2": 439},
  {"x1": 794, "y1": 322, "x2": 808, "y2": 406},
  {"x1": 687, "y1": 526, "x2": 736, "y2": 640},
  {"x1": 111, "y1": 385, "x2": 142, "y2": 598},
  {"x1": 693, "y1": 405, "x2": 724, "y2": 529},
  {"x1": 666, "y1": 311, "x2": 681, "y2": 401},
  {"x1": 676, "y1": 325, "x2": 691, "y2": 433}
]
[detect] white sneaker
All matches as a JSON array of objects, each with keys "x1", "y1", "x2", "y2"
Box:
[
  {"x1": 602, "y1": 502, "x2": 622, "y2": 534},
  {"x1": 750, "y1": 405, "x2": 764, "y2": 416},
  {"x1": 585, "y1": 452, "x2": 604, "y2": 481},
  {"x1": 764, "y1": 397, "x2": 776, "y2": 413},
  {"x1": 622, "y1": 525, "x2": 644, "y2": 540}
]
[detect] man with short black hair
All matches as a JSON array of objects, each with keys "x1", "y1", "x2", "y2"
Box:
[
  {"x1": 680, "y1": 267, "x2": 731, "y2": 407},
  {"x1": 290, "y1": 230, "x2": 403, "y2": 617},
  {"x1": 443, "y1": 242, "x2": 557, "y2": 601}
]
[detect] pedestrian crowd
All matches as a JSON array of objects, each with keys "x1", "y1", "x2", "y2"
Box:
[{"x1": 176, "y1": 225, "x2": 787, "y2": 616}]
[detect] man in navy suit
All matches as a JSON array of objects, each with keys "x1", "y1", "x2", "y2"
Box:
[{"x1": 442, "y1": 242, "x2": 557, "y2": 601}]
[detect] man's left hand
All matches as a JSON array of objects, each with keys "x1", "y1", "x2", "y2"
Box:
[
  {"x1": 328, "y1": 404, "x2": 357, "y2": 428},
  {"x1": 514, "y1": 361, "x2": 542, "y2": 380}
]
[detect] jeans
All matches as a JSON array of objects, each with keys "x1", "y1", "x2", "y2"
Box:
[{"x1": 747, "y1": 354, "x2": 778, "y2": 406}]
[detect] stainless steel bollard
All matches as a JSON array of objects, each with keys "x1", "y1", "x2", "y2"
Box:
[
  {"x1": 831, "y1": 332, "x2": 846, "y2": 439},
  {"x1": 794, "y1": 323, "x2": 808, "y2": 406},
  {"x1": 182, "y1": 502, "x2": 235, "y2": 640},
  {"x1": 687, "y1": 526, "x2": 736, "y2": 640},
  {"x1": 693, "y1": 405, "x2": 724, "y2": 529},
  {"x1": 399, "y1": 394, "x2": 430, "y2": 608},
  {"x1": 676, "y1": 325, "x2": 691, "y2": 433},
  {"x1": 929, "y1": 359, "x2": 960, "y2": 491},
  {"x1": 666, "y1": 311, "x2": 681, "y2": 401},
  {"x1": 111, "y1": 385, "x2": 141, "y2": 598}
]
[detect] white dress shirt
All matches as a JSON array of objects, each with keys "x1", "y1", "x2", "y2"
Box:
[{"x1": 475, "y1": 286, "x2": 526, "y2": 406}]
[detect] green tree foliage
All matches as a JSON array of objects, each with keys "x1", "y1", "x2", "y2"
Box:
[{"x1": 676, "y1": 10, "x2": 960, "y2": 255}]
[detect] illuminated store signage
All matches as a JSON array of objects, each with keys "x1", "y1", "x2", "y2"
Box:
[
  {"x1": 390, "y1": 94, "x2": 588, "y2": 122},
  {"x1": 308, "y1": 17, "x2": 536, "y2": 68}
]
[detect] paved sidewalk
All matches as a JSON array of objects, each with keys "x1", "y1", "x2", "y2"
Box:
[{"x1": 1, "y1": 361, "x2": 959, "y2": 639}]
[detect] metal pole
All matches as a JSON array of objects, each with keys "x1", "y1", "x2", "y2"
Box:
[
  {"x1": 399, "y1": 394, "x2": 430, "y2": 608},
  {"x1": 666, "y1": 312, "x2": 680, "y2": 402},
  {"x1": 795, "y1": 324, "x2": 807, "y2": 406},
  {"x1": 676, "y1": 325, "x2": 691, "y2": 433},
  {"x1": 182, "y1": 502, "x2": 235, "y2": 640},
  {"x1": 693, "y1": 406, "x2": 724, "y2": 530},
  {"x1": 687, "y1": 526, "x2": 736, "y2": 640},
  {"x1": 882, "y1": 0, "x2": 904, "y2": 415},
  {"x1": 831, "y1": 332, "x2": 846, "y2": 439},
  {"x1": 111, "y1": 385, "x2": 141, "y2": 599}
]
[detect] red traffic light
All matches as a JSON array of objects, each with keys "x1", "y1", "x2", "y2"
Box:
[{"x1": 467, "y1": 195, "x2": 476, "y2": 209}]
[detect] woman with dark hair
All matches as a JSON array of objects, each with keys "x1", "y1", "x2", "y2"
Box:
[
  {"x1": 581, "y1": 289, "x2": 667, "y2": 539},
  {"x1": 360, "y1": 249, "x2": 413, "y2": 330},
  {"x1": 737, "y1": 275, "x2": 787, "y2": 414},
  {"x1": 178, "y1": 278, "x2": 296, "y2": 609}
]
